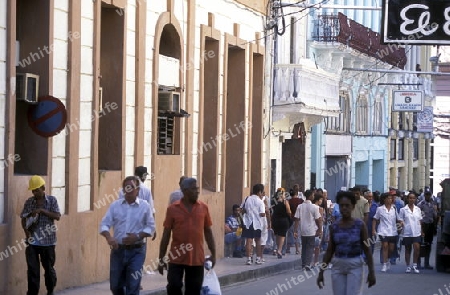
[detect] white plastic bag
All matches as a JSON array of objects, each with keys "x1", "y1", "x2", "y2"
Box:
[{"x1": 201, "y1": 269, "x2": 222, "y2": 295}]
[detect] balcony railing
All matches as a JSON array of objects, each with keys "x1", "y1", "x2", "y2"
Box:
[
  {"x1": 311, "y1": 13, "x2": 407, "y2": 69},
  {"x1": 311, "y1": 14, "x2": 340, "y2": 42},
  {"x1": 273, "y1": 60, "x2": 341, "y2": 116}
]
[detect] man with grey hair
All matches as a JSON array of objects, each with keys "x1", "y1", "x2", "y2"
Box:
[
  {"x1": 158, "y1": 178, "x2": 216, "y2": 295},
  {"x1": 169, "y1": 176, "x2": 187, "y2": 205}
]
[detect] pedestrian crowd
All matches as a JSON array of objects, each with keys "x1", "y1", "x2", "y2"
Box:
[
  {"x1": 19, "y1": 169, "x2": 440, "y2": 295},
  {"x1": 225, "y1": 183, "x2": 440, "y2": 295}
]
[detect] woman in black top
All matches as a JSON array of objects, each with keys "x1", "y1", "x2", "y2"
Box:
[{"x1": 271, "y1": 188, "x2": 292, "y2": 258}]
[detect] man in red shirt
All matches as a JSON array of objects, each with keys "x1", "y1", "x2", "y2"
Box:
[{"x1": 158, "y1": 178, "x2": 216, "y2": 294}]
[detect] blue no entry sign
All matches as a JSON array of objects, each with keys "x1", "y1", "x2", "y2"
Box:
[{"x1": 28, "y1": 96, "x2": 67, "y2": 137}]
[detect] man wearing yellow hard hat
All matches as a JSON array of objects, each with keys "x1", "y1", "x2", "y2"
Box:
[{"x1": 20, "y1": 175, "x2": 61, "y2": 295}]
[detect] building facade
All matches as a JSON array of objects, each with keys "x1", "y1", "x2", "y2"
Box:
[
  {"x1": 269, "y1": 1, "x2": 341, "y2": 194},
  {"x1": 0, "y1": 0, "x2": 269, "y2": 293},
  {"x1": 306, "y1": 0, "x2": 435, "y2": 197},
  {"x1": 432, "y1": 62, "x2": 450, "y2": 193}
]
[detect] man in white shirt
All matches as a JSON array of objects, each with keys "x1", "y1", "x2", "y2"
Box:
[
  {"x1": 100, "y1": 176, "x2": 156, "y2": 294},
  {"x1": 241, "y1": 184, "x2": 266, "y2": 265},
  {"x1": 118, "y1": 166, "x2": 156, "y2": 286},
  {"x1": 293, "y1": 190, "x2": 322, "y2": 270},
  {"x1": 119, "y1": 166, "x2": 155, "y2": 214}
]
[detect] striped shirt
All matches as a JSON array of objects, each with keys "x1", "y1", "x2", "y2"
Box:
[{"x1": 21, "y1": 195, "x2": 60, "y2": 246}]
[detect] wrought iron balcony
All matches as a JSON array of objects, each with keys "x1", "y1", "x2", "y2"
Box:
[
  {"x1": 311, "y1": 13, "x2": 407, "y2": 69},
  {"x1": 311, "y1": 14, "x2": 340, "y2": 43}
]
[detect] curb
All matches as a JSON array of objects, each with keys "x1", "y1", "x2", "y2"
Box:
[{"x1": 142, "y1": 258, "x2": 302, "y2": 295}]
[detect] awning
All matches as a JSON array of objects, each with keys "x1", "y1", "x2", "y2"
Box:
[{"x1": 158, "y1": 109, "x2": 190, "y2": 118}]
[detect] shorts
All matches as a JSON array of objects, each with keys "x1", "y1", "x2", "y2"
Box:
[
  {"x1": 402, "y1": 236, "x2": 421, "y2": 246},
  {"x1": 379, "y1": 235, "x2": 397, "y2": 244},
  {"x1": 242, "y1": 224, "x2": 262, "y2": 239}
]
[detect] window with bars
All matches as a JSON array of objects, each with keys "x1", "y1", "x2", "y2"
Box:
[
  {"x1": 413, "y1": 138, "x2": 419, "y2": 160},
  {"x1": 157, "y1": 116, "x2": 175, "y2": 155},
  {"x1": 398, "y1": 138, "x2": 404, "y2": 160},
  {"x1": 326, "y1": 91, "x2": 349, "y2": 133},
  {"x1": 356, "y1": 96, "x2": 368, "y2": 133},
  {"x1": 390, "y1": 139, "x2": 396, "y2": 160},
  {"x1": 373, "y1": 100, "x2": 383, "y2": 134},
  {"x1": 398, "y1": 112, "x2": 404, "y2": 130}
]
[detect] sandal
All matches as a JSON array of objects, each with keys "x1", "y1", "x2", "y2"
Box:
[
  {"x1": 277, "y1": 252, "x2": 283, "y2": 259},
  {"x1": 273, "y1": 250, "x2": 277, "y2": 256},
  {"x1": 296, "y1": 251, "x2": 300, "y2": 255}
]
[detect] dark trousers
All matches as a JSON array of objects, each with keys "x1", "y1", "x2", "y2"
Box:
[
  {"x1": 419, "y1": 223, "x2": 435, "y2": 267},
  {"x1": 301, "y1": 236, "x2": 315, "y2": 268},
  {"x1": 26, "y1": 245, "x2": 57, "y2": 295},
  {"x1": 167, "y1": 263, "x2": 204, "y2": 295}
]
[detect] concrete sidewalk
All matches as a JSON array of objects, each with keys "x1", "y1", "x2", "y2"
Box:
[{"x1": 56, "y1": 253, "x2": 302, "y2": 295}]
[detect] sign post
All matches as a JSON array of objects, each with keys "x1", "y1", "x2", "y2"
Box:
[
  {"x1": 28, "y1": 96, "x2": 68, "y2": 137},
  {"x1": 392, "y1": 90, "x2": 424, "y2": 112}
]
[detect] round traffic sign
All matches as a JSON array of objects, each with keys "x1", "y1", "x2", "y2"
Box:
[{"x1": 28, "y1": 96, "x2": 67, "y2": 137}]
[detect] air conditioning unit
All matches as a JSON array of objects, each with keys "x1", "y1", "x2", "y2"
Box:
[
  {"x1": 16, "y1": 73, "x2": 39, "y2": 103},
  {"x1": 158, "y1": 91, "x2": 180, "y2": 113}
]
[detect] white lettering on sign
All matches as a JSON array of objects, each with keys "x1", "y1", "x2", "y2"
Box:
[
  {"x1": 444, "y1": 7, "x2": 450, "y2": 35},
  {"x1": 400, "y1": 4, "x2": 439, "y2": 36}
]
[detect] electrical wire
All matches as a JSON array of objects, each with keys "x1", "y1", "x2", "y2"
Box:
[{"x1": 240, "y1": 0, "x2": 330, "y2": 46}]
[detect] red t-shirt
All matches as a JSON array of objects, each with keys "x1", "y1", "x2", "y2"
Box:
[
  {"x1": 163, "y1": 200, "x2": 213, "y2": 266},
  {"x1": 289, "y1": 197, "x2": 304, "y2": 219}
]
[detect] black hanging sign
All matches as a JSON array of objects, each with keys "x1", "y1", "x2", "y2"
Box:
[{"x1": 382, "y1": 0, "x2": 450, "y2": 44}]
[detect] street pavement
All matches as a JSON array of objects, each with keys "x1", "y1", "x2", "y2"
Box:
[
  {"x1": 56, "y1": 241, "x2": 447, "y2": 295},
  {"x1": 56, "y1": 251, "x2": 301, "y2": 295},
  {"x1": 222, "y1": 265, "x2": 450, "y2": 295}
]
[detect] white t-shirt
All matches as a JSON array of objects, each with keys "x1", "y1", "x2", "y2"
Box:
[
  {"x1": 398, "y1": 205, "x2": 422, "y2": 237},
  {"x1": 373, "y1": 205, "x2": 397, "y2": 237},
  {"x1": 242, "y1": 195, "x2": 265, "y2": 230},
  {"x1": 294, "y1": 200, "x2": 321, "y2": 236},
  {"x1": 260, "y1": 195, "x2": 269, "y2": 231}
]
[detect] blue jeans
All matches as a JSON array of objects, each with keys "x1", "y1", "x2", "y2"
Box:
[
  {"x1": 321, "y1": 224, "x2": 329, "y2": 251},
  {"x1": 331, "y1": 257, "x2": 364, "y2": 295},
  {"x1": 110, "y1": 245, "x2": 146, "y2": 295}
]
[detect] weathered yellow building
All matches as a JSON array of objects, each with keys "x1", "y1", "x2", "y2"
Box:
[{"x1": 0, "y1": 0, "x2": 270, "y2": 293}]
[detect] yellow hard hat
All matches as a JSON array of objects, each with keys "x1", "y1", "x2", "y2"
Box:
[{"x1": 28, "y1": 175, "x2": 45, "y2": 191}]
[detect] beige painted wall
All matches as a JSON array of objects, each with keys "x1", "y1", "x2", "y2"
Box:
[
  {"x1": 1, "y1": 0, "x2": 266, "y2": 293},
  {"x1": 235, "y1": 0, "x2": 269, "y2": 14}
]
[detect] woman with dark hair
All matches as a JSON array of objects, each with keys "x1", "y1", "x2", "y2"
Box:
[
  {"x1": 398, "y1": 192, "x2": 423, "y2": 273},
  {"x1": 287, "y1": 184, "x2": 303, "y2": 255},
  {"x1": 271, "y1": 188, "x2": 292, "y2": 258},
  {"x1": 317, "y1": 191, "x2": 376, "y2": 294},
  {"x1": 372, "y1": 192, "x2": 399, "y2": 272}
]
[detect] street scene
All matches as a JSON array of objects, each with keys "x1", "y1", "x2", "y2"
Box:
[
  {"x1": 1, "y1": 0, "x2": 450, "y2": 294},
  {"x1": 222, "y1": 264, "x2": 450, "y2": 295}
]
